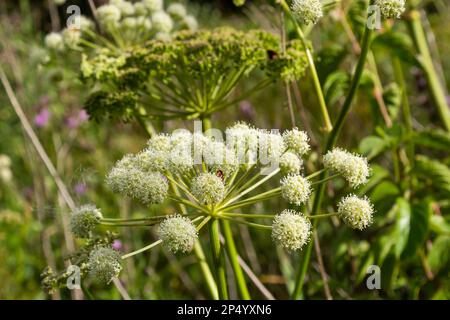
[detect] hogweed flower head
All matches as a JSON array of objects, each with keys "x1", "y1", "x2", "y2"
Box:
[
  {"x1": 167, "y1": 3, "x2": 187, "y2": 19},
  {"x1": 291, "y1": 0, "x2": 324, "y2": 25},
  {"x1": 375, "y1": 0, "x2": 406, "y2": 19},
  {"x1": 96, "y1": 4, "x2": 122, "y2": 26},
  {"x1": 45, "y1": 32, "x2": 64, "y2": 51},
  {"x1": 282, "y1": 128, "x2": 310, "y2": 156},
  {"x1": 279, "y1": 152, "x2": 303, "y2": 175},
  {"x1": 88, "y1": 246, "x2": 122, "y2": 284},
  {"x1": 106, "y1": 157, "x2": 168, "y2": 205},
  {"x1": 159, "y1": 215, "x2": 198, "y2": 253},
  {"x1": 143, "y1": 0, "x2": 163, "y2": 13},
  {"x1": 191, "y1": 173, "x2": 225, "y2": 205},
  {"x1": 323, "y1": 148, "x2": 370, "y2": 188},
  {"x1": 152, "y1": 11, "x2": 173, "y2": 33},
  {"x1": 280, "y1": 174, "x2": 312, "y2": 206},
  {"x1": 337, "y1": 195, "x2": 374, "y2": 230},
  {"x1": 182, "y1": 15, "x2": 198, "y2": 31},
  {"x1": 272, "y1": 209, "x2": 311, "y2": 251},
  {"x1": 70, "y1": 204, "x2": 102, "y2": 238}
]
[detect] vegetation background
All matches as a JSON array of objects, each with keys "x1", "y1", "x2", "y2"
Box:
[{"x1": 0, "y1": 0, "x2": 449, "y2": 299}]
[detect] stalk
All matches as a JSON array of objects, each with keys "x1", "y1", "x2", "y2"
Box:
[
  {"x1": 221, "y1": 220, "x2": 251, "y2": 299},
  {"x1": 209, "y1": 219, "x2": 229, "y2": 299},
  {"x1": 279, "y1": 0, "x2": 333, "y2": 132},
  {"x1": 406, "y1": 9, "x2": 450, "y2": 131},
  {"x1": 291, "y1": 8, "x2": 374, "y2": 299}
]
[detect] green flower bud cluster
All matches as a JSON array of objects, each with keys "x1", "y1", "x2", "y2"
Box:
[{"x1": 80, "y1": 27, "x2": 308, "y2": 122}]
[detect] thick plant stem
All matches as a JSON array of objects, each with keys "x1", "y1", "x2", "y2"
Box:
[
  {"x1": 136, "y1": 114, "x2": 218, "y2": 299},
  {"x1": 407, "y1": 9, "x2": 450, "y2": 132},
  {"x1": 209, "y1": 219, "x2": 229, "y2": 299},
  {"x1": 221, "y1": 220, "x2": 251, "y2": 299},
  {"x1": 292, "y1": 16, "x2": 374, "y2": 300},
  {"x1": 279, "y1": 0, "x2": 333, "y2": 132}
]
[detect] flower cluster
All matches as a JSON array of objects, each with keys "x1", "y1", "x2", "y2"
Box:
[
  {"x1": 375, "y1": 0, "x2": 406, "y2": 19},
  {"x1": 81, "y1": 27, "x2": 308, "y2": 122},
  {"x1": 291, "y1": 0, "x2": 323, "y2": 25},
  {"x1": 44, "y1": 0, "x2": 198, "y2": 52},
  {"x1": 70, "y1": 204, "x2": 103, "y2": 238},
  {"x1": 102, "y1": 122, "x2": 374, "y2": 254}
]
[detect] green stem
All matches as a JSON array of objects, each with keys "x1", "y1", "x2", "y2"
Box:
[
  {"x1": 279, "y1": 0, "x2": 332, "y2": 132},
  {"x1": 121, "y1": 240, "x2": 162, "y2": 260},
  {"x1": 307, "y1": 212, "x2": 338, "y2": 219},
  {"x1": 209, "y1": 218, "x2": 229, "y2": 299},
  {"x1": 292, "y1": 8, "x2": 374, "y2": 300},
  {"x1": 221, "y1": 213, "x2": 275, "y2": 219},
  {"x1": 406, "y1": 9, "x2": 450, "y2": 131},
  {"x1": 220, "y1": 216, "x2": 272, "y2": 230},
  {"x1": 221, "y1": 220, "x2": 251, "y2": 299}
]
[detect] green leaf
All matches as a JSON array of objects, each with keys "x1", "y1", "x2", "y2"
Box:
[
  {"x1": 394, "y1": 198, "x2": 411, "y2": 258},
  {"x1": 402, "y1": 200, "x2": 431, "y2": 258},
  {"x1": 323, "y1": 71, "x2": 349, "y2": 106},
  {"x1": 359, "y1": 136, "x2": 389, "y2": 159},
  {"x1": 414, "y1": 155, "x2": 450, "y2": 196},
  {"x1": 429, "y1": 215, "x2": 450, "y2": 235},
  {"x1": 427, "y1": 235, "x2": 450, "y2": 274},
  {"x1": 380, "y1": 252, "x2": 398, "y2": 292},
  {"x1": 413, "y1": 129, "x2": 450, "y2": 151},
  {"x1": 370, "y1": 181, "x2": 400, "y2": 215},
  {"x1": 372, "y1": 31, "x2": 421, "y2": 67}
]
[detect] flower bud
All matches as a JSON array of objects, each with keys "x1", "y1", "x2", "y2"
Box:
[
  {"x1": 69, "y1": 204, "x2": 102, "y2": 238},
  {"x1": 291, "y1": 0, "x2": 323, "y2": 25},
  {"x1": 88, "y1": 246, "x2": 122, "y2": 284}
]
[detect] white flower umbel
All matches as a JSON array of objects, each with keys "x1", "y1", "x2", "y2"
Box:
[
  {"x1": 69, "y1": 205, "x2": 102, "y2": 238},
  {"x1": 225, "y1": 122, "x2": 259, "y2": 166},
  {"x1": 97, "y1": 4, "x2": 122, "y2": 26},
  {"x1": 152, "y1": 11, "x2": 173, "y2": 33},
  {"x1": 337, "y1": 195, "x2": 374, "y2": 230},
  {"x1": 282, "y1": 128, "x2": 310, "y2": 157},
  {"x1": 279, "y1": 152, "x2": 303, "y2": 175},
  {"x1": 45, "y1": 32, "x2": 64, "y2": 51},
  {"x1": 272, "y1": 209, "x2": 311, "y2": 251},
  {"x1": 143, "y1": 0, "x2": 163, "y2": 13},
  {"x1": 291, "y1": 0, "x2": 323, "y2": 25},
  {"x1": 323, "y1": 148, "x2": 370, "y2": 188},
  {"x1": 375, "y1": 0, "x2": 406, "y2": 19},
  {"x1": 159, "y1": 215, "x2": 198, "y2": 253},
  {"x1": 258, "y1": 130, "x2": 285, "y2": 164},
  {"x1": 167, "y1": 3, "x2": 187, "y2": 19},
  {"x1": 147, "y1": 133, "x2": 171, "y2": 152},
  {"x1": 191, "y1": 172, "x2": 225, "y2": 205},
  {"x1": 182, "y1": 15, "x2": 198, "y2": 31},
  {"x1": 88, "y1": 246, "x2": 122, "y2": 284},
  {"x1": 280, "y1": 174, "x2": 312, "y2": 206}
]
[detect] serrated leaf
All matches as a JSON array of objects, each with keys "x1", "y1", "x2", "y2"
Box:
[
  {"x1": 413, "y1": 129, "x2": 450, "y2": 151},
  {"x1": 415, "y1": 155, "x2": 450, "y2": 196},
  {"x1": 402, "y1": 200, "x2": 431, "y2": 258},
  {"x1": 427, "y1": 235, "x2": 450, "y2": 274}
]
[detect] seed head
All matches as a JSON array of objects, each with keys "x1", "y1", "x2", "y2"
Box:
[
  {"x1": 338, "y1": 195, "x2": 374, "y2": 230},
  {"x1": 191, "y1": 172, "x2": 225, "y2": 205},
  {"x1": 282, "y1": 128, "x2": 310, "y2": 156},
  {"x1": 375, "y1": 0, "x2": 406, "y2": 19},
  {"x1": 279, "y1": 152, "x2": 303, "y2": 175},
  {"x1": 291, "y1": 0, "x2": 323, "y2": 25},
  {"x1": 323, "y1": 148, "x2": 370, "y2": 188},
  {"x1": 88, "y1": 246, "x2": 122, "y2": 284},
  {"x1": 272, "y1": 209, "x2": 311, "y2": 251},
  {"x1": 159, "y1": 215, "x2": 198, "y2": 253},
  {"x1": 69, "y1": 204, "x2": 102, "y2": 238},
  {"x1": 281, "y1": 174, "x2": 312, "y2": 206}
]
